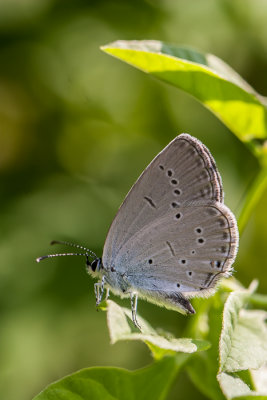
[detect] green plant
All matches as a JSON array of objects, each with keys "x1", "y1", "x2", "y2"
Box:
[{"x1": 33, "y1": 41, "x2": 267, "y2": 400}]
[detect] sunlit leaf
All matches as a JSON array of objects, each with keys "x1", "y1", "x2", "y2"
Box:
[
  {"x1": 106, "y1": 300, "x2": 210, "y2": 359},
  {"x1": 217, "y1": 372, "x2": 252, "y2": 399},
  {"x1": 219, "y1": 283, "x2": 267, "y2": 373},
  {"x1": 101, "y1": 40, "x2": 267, "y2": 145},
  {"x1": 251, "y1": 364, "x2": 267, "y2": 393}
]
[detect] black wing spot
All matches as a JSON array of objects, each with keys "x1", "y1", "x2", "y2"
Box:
[
  {"x1": 191, "y1": 249, "x2": 196, "y2": 255},
  {"x1": 175, "y1": 212, "x2": 182, "y2": 220},
  {"x1": 167, "y1": 169, "x2": 173, "y2": 177},
  {"x1": 197, "y1": 237, "x2": 205, "y2": 244},
  {"x1": 176, "y1": 283, "x2": 180, "y2": 288},
  {"x1": 171, "y1": 179, "x2": 178, "y2": 185},
  {"x1": 180, "y1": 259, "x2": 187, "y2": 265},
  {"x1": 214, "y1": 260, "x2": 222, "y2": 268},
  {"x1": 148, "y1": 259, "x2": 153, "y2": 264},
  {"x1": 159, "y1": 165, "x2": 164, "y2": 170},
  {"x1": 144, "y1": 196, "x2": 156, "y2": 209},
  {"x1": 187, "y1": 271, "x2": 193, "y2": 277},
  {"x1": 171, "y1": 202, "x2": 180, "y2": 208},
  {"x1": 174, "y1": 189, "x2": 181, "y2": 195},
  {"x1": 195, "y1": 227, "x2": 203, "y2": 234}
]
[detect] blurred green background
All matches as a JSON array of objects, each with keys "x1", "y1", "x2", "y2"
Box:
[{"x1": 0, "y1": 0, "x2": 267, "y2": 399}]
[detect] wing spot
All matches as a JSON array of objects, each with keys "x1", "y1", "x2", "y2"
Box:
[
  {"x1": 144, "y1": 196, "x2": 156, "y2": 209},
  {"x1": 148, "y1": 259, "x2": 153, "y2": 264},
  {"x1": 222, "y1": 232, "x2": 229, "y2": 240},
  {"x1": 159, "y1": 165, "x2": 164, "y2": 170},
  {"x1": 174, "y1": 189, "x2": 181, "y2": 195},
  {"x1": 188, "y1": 271, "x2": 193, "y2": 277},
  {"x1": 200, "y1": 187, "x2": 210, "y2": 198},
  {"x1": 171, "y1": 179, "x2": 178, "y2": 185},
  {"x1": 167, "y1": 169, "x2": 173, "y2": 177},
  {"x1": 177, "y1": 283, "x2": 180, "y2": 288},
  {"x1": 171, "y1": 202, "x2": 180, "y2": 208},
  {"x1": 188, "y1": 147, "x2": 197, "y2": 156},
  {"x1": 197, "y1": 237, "x2": 205, "y2": 244},
  {"x1": 206, "y1": 207, "x2": 219, "y2": 216},
  {"x1": 191, "y1": 249, "x2": 196, "y2": 255},
  {"x1": 218, "y1": 217, "x2": 227, "y2": 227},
  {"x1": 195, "y1": 227, "x2": 203, "y2": 234},
  {"x1": 199, "y1": 170, "x2": 209, "y2": 180},
  {"x1": 210, "y1": 260, "x2": 222, "y2": 269},
  {"x1": 175, "y1": 212, "x2": 182, "y2": 220},
  {"x1": 180, "y1": 259, "x2": 187, "y2": 265}
]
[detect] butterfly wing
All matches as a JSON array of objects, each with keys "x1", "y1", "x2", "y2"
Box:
[{"x1": 102, "y1": 134, "x2": 238, "y2": 312}]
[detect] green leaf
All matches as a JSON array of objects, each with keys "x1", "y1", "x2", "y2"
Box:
[
  {"x1": 238, "y1": 167, "x2": 267, "y2": 235},
  {"x1": 33, "y1": 357, "x2": 179, "y2": 400},
  {"x1": 187, "y1": 356, "x2": 226, "y2": 400},
  {"x1": 233, "y1": 397, "x2": 267, "y2": 399},
  {"x1": 217, "y1": 282, "x2": 267, "y2": 399},
  {"x1": 217, "y1": 372, "x2": 252, "y2": 399},
  {"x1": 251, "y1": 364, "x2": 267, "y2": 393},
  {"x1": 186, "y1": 288, "x2": 230, "y2": 400},
  {"x1": 106, "y1": 300, "x2": 210, "y2": 359},
  {"x1": 101, "y1": 40, "x2": 267, "y2": 145},
  {"x1": 219, "y1": 284, "x2": 267, "y2": 373},
  {"x1": 218, "y1": 371, "x2": 267, "y2": 400}
]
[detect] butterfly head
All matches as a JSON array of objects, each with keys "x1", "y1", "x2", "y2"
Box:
[{"x1": 86, "y1": 257, "x2": 102, "y2": 274}]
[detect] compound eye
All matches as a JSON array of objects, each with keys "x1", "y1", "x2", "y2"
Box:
[{"x1": 91, "y1": 259, "x2": 98, "y2": 272}]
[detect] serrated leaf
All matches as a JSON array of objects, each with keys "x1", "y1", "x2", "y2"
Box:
[
  {"x1": 33, "y1": 357, "x2": 179, "y2": 400},
  {"x1": 219, "y1": 287, "x2": 267, "y2": 374},
  {"x1": 106, "y1": 300, "x2": 210, "y2": 359},
  {"x1": 101, "y1": 40, "x2": 267, "y2": 144}
]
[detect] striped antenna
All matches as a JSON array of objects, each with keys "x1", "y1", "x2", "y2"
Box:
[
  {"x1": 36, "y1": 252, "x2": 89, "y2": 263},
  {"x1": 36, "y1": 240, "x2": 97, "y2": 263},
  {"x1": 50, "y1": 240, "x2": 97, "y2": 258}
]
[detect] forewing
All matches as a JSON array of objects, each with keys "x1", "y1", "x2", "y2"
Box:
[{"x1": 103, "y1": 134, "x2": 224, "y2": 268}]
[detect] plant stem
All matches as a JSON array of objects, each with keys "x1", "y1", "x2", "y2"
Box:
[{"x1": 238, "y1": 165, "x2": 267, "y2": 235}]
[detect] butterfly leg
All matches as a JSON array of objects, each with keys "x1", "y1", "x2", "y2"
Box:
[
  {"x1": 105, "y1": 287, "x2": 110, "y2": 300},
  {"x1": 130, "y1": 292, "x2": 141, "y2": 330},
  {"x1": 94, "y1": 276, "x2": 106, "y2": 306}
]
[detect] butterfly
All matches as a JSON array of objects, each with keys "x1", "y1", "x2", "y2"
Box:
[{"x1": 37, "y1": 134, "x2": 239, "y2": 329}]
